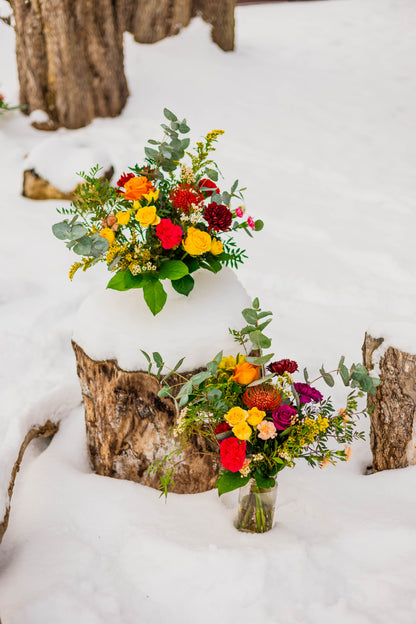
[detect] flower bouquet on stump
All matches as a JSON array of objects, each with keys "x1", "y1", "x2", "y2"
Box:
[
  {"x1": 145, "y1": 299, "x2": 380, "y2": 532},
  {"x1": 52, "y1": 108, "x2": 263, "y2": 315}
]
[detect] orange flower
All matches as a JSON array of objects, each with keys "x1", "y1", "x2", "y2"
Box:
[
  {"x1": 231, "y1": 362, "x2": 260, "y2": 385},
  {"x1": 123, "y1": 176, "x2": 155, "y2": 201},
  {"x1": 242, "y1": 384, "x2": 282, "y2": 411},
  {"x1": 344, "y1": 446, "x2": 353, "y2": 461}
]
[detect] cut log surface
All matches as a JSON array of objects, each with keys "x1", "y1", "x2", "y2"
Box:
[
  {"x1": 363, "y1": 333, "x2": 416, "y2": 472},
  {"x1": 73, "y1": 342, "x2": 220, "y2": 493}
]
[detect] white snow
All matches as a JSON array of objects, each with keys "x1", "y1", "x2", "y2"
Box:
[
  {"x1": 1, "y1": 0, "x2": 416, "y2": 622},
  {"x1": 24, "y1": 134, "x2": 112, "y2": 193},
  {"x1": 73, "y1": 268, "x2": 251, "y2": 371}
]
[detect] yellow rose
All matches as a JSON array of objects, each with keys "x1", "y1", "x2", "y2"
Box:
[
  {"x1": 231, "y1": 362, "x2": 260, "y2": 385},
  {"x1": 210, "y1": 238, "x2": 223, "y2": 255},
  {"x1": 225, "y1": 406, "x2": 248, "y2": 426},
  {"x1": 136, "y1": 205, "x2": 161, "y2": 227},
  {"x1": 247, "y1": 407, "x2": 266, "y2": 426},
  {"x1": 232, "y1": 421, "x2": 252, "y2": 441},
  {"x1": 116, "y1": 211, "x2": 131, "y2": 225},
  {"x1": 100, "y1": 227, "x2": 115, "y2": 244},
  {"x1": 183, "y1": 227, "x2": 212, "y2": 256}
]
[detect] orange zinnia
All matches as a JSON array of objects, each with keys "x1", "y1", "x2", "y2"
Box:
[{"x1": 123, "y1": 176, "x2": 155, "y2": 201}]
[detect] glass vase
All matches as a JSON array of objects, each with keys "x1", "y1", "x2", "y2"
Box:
[{"x1": 235, "y1": 479, "x2": 278, "y2": 533}]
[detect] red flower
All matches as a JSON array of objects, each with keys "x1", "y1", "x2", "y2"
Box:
[
  {"x1": 198, "y1": 178, "x2": 220, "y2": 197},
  {"x1": 267, "y1": 359, "x2": 298, "y2": 376},
  {"x1": 170, "y1": 184, "x2": 204, "y2": 213},
  {"x1": 116, "y1": 172, "x2": 135, "y2": 188},
  {"x1": 215, "y1": 422, "x2": 232, "y2": 435},
  {"x1": 219, "y1": 437, "x2": 247, "y2": 472},
  {"x1": 204, "y1": 202, "x2": 233, "y2": 232},
  {"x1": 155, "y1": 219, "x2": 183, "y2": 249}
]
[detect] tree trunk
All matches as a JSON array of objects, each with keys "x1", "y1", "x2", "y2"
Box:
[
  {"x1": 11, "y1": 0, "x2": 129, "y2": 129},
  {"x1": 72, "y1": 341, "x2": 220, "y2": 494},
  {"x1": 129, "y1": 0, "x2": 193, "y2": 44},
  {"x1": 193, "y1": 0, "x2": 235, "y2": 51},
  {"x1": 0, "y1": 420, "x2": 59, "y2": 544},
  {"x1": 363, "y1": 333, "x2": 416, "y2": 472}
]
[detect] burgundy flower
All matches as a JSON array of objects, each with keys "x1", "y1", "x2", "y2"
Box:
[
  {"x1": 215, "y1": 422, "x2": 232, "y2": 436},
  {"x1": 267, "y1": 359, "x2": 298, "y2": 376},
  {"x1": 204, "y1": 202, "x2": 233, "y2": 232},
  {"x1": 272, "y1": 404, "x2": 297, "y2": 431},
  {"x1": 293, "y1": 383, "x2": 323, "y2": 404},
  {"x1": 116, "y1": 172, "x2": 135, "y2": 188}
]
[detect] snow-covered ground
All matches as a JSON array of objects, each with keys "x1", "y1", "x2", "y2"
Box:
[{"x1": 1, "y1": 0, "x2": 416, "y2": 622}]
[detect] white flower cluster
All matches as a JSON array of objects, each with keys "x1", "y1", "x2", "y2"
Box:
[{"x1": 180, "y1": 204, "x2": 205, "y2": 225}]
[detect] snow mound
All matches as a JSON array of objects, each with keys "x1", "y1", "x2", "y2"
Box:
[
  {"x1": 24, "y1": 134, "x2": 112, "y2": 193},
  {"x1": 72, "y1": 268, "x2": 251, "y2": 372}
]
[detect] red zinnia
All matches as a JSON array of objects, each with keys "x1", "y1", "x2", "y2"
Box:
[
  {"x1": 170, "y1": 184, "x2": 204, "y2": 213},
  {"x1": 219, "y1": 437, "x2": 247, "y2": 472},
  {"x1": 242, "y1": 384, "x2": 282, "y2": 412},
  {"x1": 267, "y1": 359, "x2": 299, "y2": 376},
  {"x1": 198, "y1": 178, "x2": 220, "y2": 197},
  {"x1": 116, "y1": 172, "x2": 135, "y2": 188},
  {"x1": 204, "y1": 202, "x2": 233, "y2": 232},
  {"x1": 155, "y1": 219, "x2": 183, "y2": 249}
]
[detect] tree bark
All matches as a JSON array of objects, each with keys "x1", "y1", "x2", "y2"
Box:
[
  {"x1": 0, "y1": 420, "x2": 59, "y2": 544},
  {"x1": 363, "y1": 333, "x2": 416, "y2": 472},
  {"x1": 11, "y1": 0, "x2": 129, "y2": 129},
  {"x1": 72, "y1": 341, "x2": 220, "y2": 494},
  {"x1": 193, "y1": 0, "x2": 235, "y2": 51},
  {"x1": 129, "y1": 0, "x2": 193, "y2": 44}
]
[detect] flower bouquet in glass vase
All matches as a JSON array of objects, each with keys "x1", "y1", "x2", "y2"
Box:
[
  {"x1": 52, "y1": 108, "x2": 263, "y2": 315},
  {"x1": 144, "y1": 299, "x2": 380, "y2": 533}
]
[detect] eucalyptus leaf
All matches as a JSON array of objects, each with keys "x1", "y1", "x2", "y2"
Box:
[
  {"x1": 247, "y1": 374, "x2": 274, "y2": 387},
  {"x1": 245, "y1": 353, "x2": 274, "y2": 366},
  {"x1": 163, "y1": 108, "x2": 177, "y2": 122},
  {"x1": 242, "y1": 308, "x2": 257, "y2": 325}
]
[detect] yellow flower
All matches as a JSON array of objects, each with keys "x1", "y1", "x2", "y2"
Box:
[
  {"x1": 136, "y1": 205, "x2": 161, "y2": 227},
  {"x1": 247, "y1": 407, "x2": 266, "y2": 426},
  {"x1": 218, "y1": 354, "x2": 245, "y2": 372},
  {"x1": 116, "y1": 211, "x2": 131, "y2": 225},
  {"x1": 183, "y1": 227, "x2": 212, "y2": 255},
  {"x1": 100, "y1": 227, "x2": 115, "y2": 244},
  {"x1": 143, "y1": 189, "x2": 160, "y2": 203},
  {"x1": 225, "y1": 406, "x2": 248, "y2": 426},
  {"x1": 232, "y1": 421, "x2": 252, "y2": 441},
  {"x1": 133, "y1": 200, "x2": 142, "y2": 210},
  {"x1": 210, "y1": 238, "x2": 223, "y2": 255}
]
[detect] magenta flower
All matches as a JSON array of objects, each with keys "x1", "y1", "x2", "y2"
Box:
[
  {"x1": 272, "y1": 404, "x2": 297, "y2": 431},
  {"x1": 247, "y1": 216, "x2": 255, "y2": 230},
  {"x1": 293, "y1": 383, "x2": 323, "y2": 404},
  {"x1": 235, "y1": 207, "x2": 244, "y2": 218}
]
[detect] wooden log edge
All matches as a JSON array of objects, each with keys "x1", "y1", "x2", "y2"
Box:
[{"x1": 0, "y1": 420, "x2": 59, "y2": 545}]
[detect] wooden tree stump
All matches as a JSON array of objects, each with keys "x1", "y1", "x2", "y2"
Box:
[
  {"x1": 363, "y1": 333, "x2": 416, "y2": 472},
  {"x1": 73, "y1": 342, "x2": 220, "y2": 493}
]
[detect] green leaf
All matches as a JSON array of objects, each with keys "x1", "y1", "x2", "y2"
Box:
[
  {"x1": 107, "y1": 270, "x2": 145, "y2": 291},
  {"x1": 179, "y1": 122, "x2": 190, "y2": 134},
  {"x1": 257, "y1": 311, "x2": 273, "y2": 319},
  {"x1": 73, "y1": 236, "x2": 92, "y2": 255},
  {"x1": 339, "y1": 364, "x2": 350, "y2": 386},
  {"x1": 157, "y1": 387, "x2": 171, "y2": 398},
  {"x1": 252, "y1": 297, "x2": 259, "y2": 310},
  {"x1": 158, "y1": 260, "x2": 189, "y2": 281},
  {"x1": 204, "y1": 257, "x2": 222, "y2": 273},
  {"x1": 322, "y1": 372, "x2": 335, "y2": 387},
  {"x1": 350, "y1": 364, "x2": 368, "y2": 382},
  {"x1": 231, "y1": 179, "x2": 239, "y2": 194},
  {"x1": 216, "y1": 471, "x2": 250, "y2": 496},
  {"x1": 205, "y1": 167, "x2": 219, "y2": 182},
  {"x1": 187, "y1": 258, "x2": 200, "y2": 273},
  {"x1": 250, "y1": 330, "x2": 272, "y2": 349},
  {"x1": 172, "y1": 274, "x2": 195, "y2": 296},
  {"x1": 52, "y1": 220, "x2": 72, "y2": 240},
  {"x1": 242, "y1": 308, "x2": 257, "y2": 325},
  {"x1": 178, "y1": 380, "x2": 192, "y2": 397},
  {"x1": 143, "y1": 279, "x2": 167, "y2": 316},
  {"x1": 254, "y1": 470, "x2": 276, "y2": 490},
  {"x1": 258, "y1": 319, "x2": 272, "y2": 332},
  {"x1": 207, "y1": 388, "x2": 222, "y2": 401},
  {"x1": 68, "y1": 224, "x2": 88, "y2": 240},
  {"x1": 144, "y1": 147, "x2": 159, "y2": 160},
  {"x1": 245, "y1": 353, "x2": 274, "y2": 366},
  {"x1": 247, "y1": 374, "x2": 274, "y2": 387},
  {"x1": 152, "y1": 352, "x2": 163, "y2": 367},
  {"x1": 181, "y1": 138, "x2": 190, "y2": 149},
  {"x1": 190, "y1": 371, "x2": 211, "y2": 386},
  {"x1": 90, "y1": 234, "x2": 109, "y2": 257},
  {"x1": 254, "y1": 219, "x2": 264, "y2": 232},
  {"x1": 303, "y1": 367, "x2": 310, "y2": 383},
  {"x1": 140, "y1": 350, "x2": 151, "y2": 364},
  {"x1": 163, "y1": 108, "x2": 177, "y2": 122}
]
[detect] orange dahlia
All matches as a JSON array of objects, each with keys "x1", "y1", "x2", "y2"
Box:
[{"x1": 242, "y1": 384, "x2": 282, "y2": 412}]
